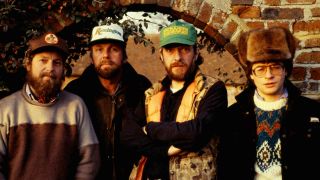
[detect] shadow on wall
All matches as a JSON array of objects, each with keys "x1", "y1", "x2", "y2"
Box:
[{"x1": 64, "y1": 34, "x2": 247, "y2": 106}]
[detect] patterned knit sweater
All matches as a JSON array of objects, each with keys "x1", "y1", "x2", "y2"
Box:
[
  {"x1": 0, "y1": 84, "x2": 100, "y2": 180},
  {"x1": 253, "y1": 92, "x2": 287, "y2": 180}
]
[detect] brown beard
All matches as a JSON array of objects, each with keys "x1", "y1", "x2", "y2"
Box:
[
  {"x1": 165, "y1": 61, "x2": 195, "y2": 81},
  {"x1": 95, "y1": 60, "x2": 121, "y2": 79},
  {"x1": 26, "y1": 71, "x2": 63, "y2": 102}
]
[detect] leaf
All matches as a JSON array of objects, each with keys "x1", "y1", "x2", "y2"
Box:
[{"x1": 144, "y1": 21, "x2": 148, "y2": 29}]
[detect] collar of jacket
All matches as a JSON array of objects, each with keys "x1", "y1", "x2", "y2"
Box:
[
  {"x1": 235, "y1": 79, "x2": 301, "y2": 109},
  {"x1": 145, "y1": 68, "x2": 206, "y2": 97},
  {"x1": 79, "y1": 62, "x2": 140, "y2": 91}
]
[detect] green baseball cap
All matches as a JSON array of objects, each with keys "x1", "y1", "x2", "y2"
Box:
[{"x1": 160, "y1": 20, "x2": 197, "y2": 47}]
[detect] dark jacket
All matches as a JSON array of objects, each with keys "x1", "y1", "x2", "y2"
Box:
[
  {"x1": 121, "y1": 69, "x2": 228, "y2": 179},
  {"x1": 64, "y1": 63, "x2": 151, "y2": 180},
  {"x1": 217, "y1": 80, "x2": 320, "y2": 180}
]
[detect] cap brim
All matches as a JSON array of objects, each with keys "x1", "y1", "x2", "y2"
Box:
[
  {"x1": 89, "y1": 39, "x2": 124, "y2": 46},
  {"x1": 160, "y1": 37, "x2": 195, "y2": 47},
  {"x1": 31, "y1": 46, "x2": 69, "y2": 57}
]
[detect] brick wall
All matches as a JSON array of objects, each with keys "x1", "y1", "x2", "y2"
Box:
[
  {"x1": 112, "y1": 0, "x2": 320, "y2": 100},
  {"x1": 67, "y1": 0, "x2": 320, "y2": 102}
]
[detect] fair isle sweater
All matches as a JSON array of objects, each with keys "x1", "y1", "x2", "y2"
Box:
[
  {"x1": 0, "y1": 84, "x2": 100, "y2": 180},
  {"x1": 253, "y1": 91, "x2": 287, "y2": 180}
]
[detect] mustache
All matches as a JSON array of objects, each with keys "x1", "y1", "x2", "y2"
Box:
[
  {"x1": 170, "y1": 62, "x2": 185, "y2": 68},
  {"x1": 41, "y1": 72, "x2": 56, "y2": 79},
  {"x1": 100, "y1": 59, "x2": 114, "y2": 65}
]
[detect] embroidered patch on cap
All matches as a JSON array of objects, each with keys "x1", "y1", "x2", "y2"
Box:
[
  {"x1": 94, "y1": 27, "x2": 122, "y2": 37},
  {"x1": 44, "y1": 33, "x2": 59, "y2": 44},
  {"x1": 162, "y1": 26, "x2": 189, "y2": 38},
  {"x1": 89, "y1": 24, "x2": 124, "y2": 45},
  {"x1": 160, "y1": 20, "x2": 197, "y2": 47}
]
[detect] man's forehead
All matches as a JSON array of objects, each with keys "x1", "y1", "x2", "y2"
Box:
[
  {"x1": 253, "y1": 61, "x2": 284, "y2": 66},
  {"x1": 163, "y1": 43, "x2": 192, "y2": 49},
  {"x1": 92, "y1": 42, "x2": 122, "y2": 48},
  {"x1": 32, "y1": 51, "x2": 63, "y2": 60}
]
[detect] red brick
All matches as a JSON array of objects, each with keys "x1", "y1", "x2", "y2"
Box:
[
  {"x1": 295, "y1": 51, "x2": 320, "y2": 63},
  {"x1": 221, "y1": 21, "x2": 239, "y2": 40},
  {"x1": 264, "y1": 0, "x2": 280, "y2": 6},
  {"x1": 262, "y1": 8, "x2": 303, "y2": 19},
  {"x1": 231, "y1": 0, "x2": 254, "y2": 5},
  {"x1": 119, "y1": 0, "x2": 131, "y2": 6},
  {"x1": 196, "y1": 2, "x2": 213, "y2": 24},
  {"x1": 311, "y1": 7, "x2": 320, "y2": 17},
  {"x1": 158, "y1": 0, "x2": 171, "y2": 7},
  {"x1": 267, "y1": 21, "x2": 290, "y2": 29},
  {"x1": 293, "y1": 20, "x2": 320, "y2": 33},
  {"x1": 232, "y1": 6, "x2": 261, "y2": 18},
  {"x1": 204, "y1": 25, "x2": 228, "y2": 46},
  {"x1": 187, "y1": 0, "x2": 203, "y2": 17},
  {"x1": 210, "y1": 11, "x2": 228, "y2": 29},
  {"x1": 137, "y1": 0, "x2": 157, "y2": 3},
  {"x1": 286, "y1": 0, "x2": 316, "y2": 4},
  {"x1": 193, "y1": 19, "x2": 207, "y2": 30},
  {"x1": 291, "y1": 67, "x2": 306, "y2": 81},
  {"x1": 204, "y1": 25, "x2": 219, "y2": 39},
  {"x1": 246, "y1": 22, "x2": 264, "y2": 29},
  {"x1": 305, "y1": 38, "x2": 320, "y2": 48},
  {"x1": 310, "y1": 68, "x2": 320, "y2": 80},
  {"x1": 181, "y1": 14, "x2": 195, "y2": 25}
]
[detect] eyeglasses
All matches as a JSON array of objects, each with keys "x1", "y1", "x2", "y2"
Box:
[{"x1": 252, "y1": 64, "x2": 284, "y2": 77}]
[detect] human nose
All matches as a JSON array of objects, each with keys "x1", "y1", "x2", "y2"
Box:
[
  {"x1": 45, "y1": 60, "x2": 54, "y2": 71},
  {"x1": 264, "y1": 66, "x2": 274, "y2": 78},
  {"x1": 102, "y1": 49, "x2": 110, "y2": 58},
  {"x1": 172, "y1": 49, "x2": 181, "y2": 62}
]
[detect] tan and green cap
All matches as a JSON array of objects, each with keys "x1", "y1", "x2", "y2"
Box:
[{"x1": 160, "y1": 20, "x2": 197, "y2": 47}]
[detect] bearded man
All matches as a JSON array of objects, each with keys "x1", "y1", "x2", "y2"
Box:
[
  {"x1": 0, "y1": 32, "x2": 100, "y2": 180},
  {"x1": 122, "y1": 20, "x2": 228, "y2": 180},
  {"x1": 65, "y1": 23, "x2": 151, "y2": 180}
]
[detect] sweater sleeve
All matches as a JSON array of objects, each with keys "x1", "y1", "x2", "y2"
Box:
[
  {"x1": 75, "y1": 101, "x2": 100, "y2": 180},
  {"x1": 0, "y1": 125, "x2": 7, "y2": 180},
  {"x1": 145, "y1": 81, "x2": 228, "y2": 151}
]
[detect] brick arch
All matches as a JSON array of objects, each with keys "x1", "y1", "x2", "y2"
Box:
[
  {"x1": 121, "y1": 2, "x2": 244, "y2": 64},
  {"x1": 112, "y1": 0, "x2": 320, "y2": 99}
]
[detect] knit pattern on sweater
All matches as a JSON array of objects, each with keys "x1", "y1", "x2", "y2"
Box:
[
  {"x1": 255, "y1": 106, "x2": 286, "y2": 173},
  {"x1": 255, "y1": 107, "x2": 283, "y2": 172}
]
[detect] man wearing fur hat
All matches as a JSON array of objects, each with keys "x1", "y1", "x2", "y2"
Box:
[
  {"x1": 217, "y1": 27, "x2": 320, "y2": 180},
  {"x1": 64, "y1": 24, "x2": 151, "y2": 180},
  {"x1": 0, "y1": 32, "x2": 100, "y2": 179}
]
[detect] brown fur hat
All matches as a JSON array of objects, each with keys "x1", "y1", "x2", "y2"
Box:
[{"x1": 238, "y1": 27, "x2": 296, "y2": 68}]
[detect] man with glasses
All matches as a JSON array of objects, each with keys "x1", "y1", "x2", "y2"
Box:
[{"x1": 217, "y1": 27, "x2": 320, "y2": 180}]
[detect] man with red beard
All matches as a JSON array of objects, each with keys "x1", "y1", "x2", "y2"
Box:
[
  {"x1": 64, "y1": 23, "x2": 151, "y2": 180},
  {"x1": 0, "y1": 32, "x2": 100, "y2": 180},
  {"x1": 122, "y1": 20, "x2": 228, "y2": 179}
]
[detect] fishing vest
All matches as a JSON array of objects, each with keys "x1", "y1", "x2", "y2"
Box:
[{"x1": 144, "y1": 70, "x2": 219, "y2": 179}]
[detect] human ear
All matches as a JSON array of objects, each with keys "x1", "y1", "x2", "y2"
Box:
[{"x1": 250, "y1": 74, "x2": 254, "y2": 80}]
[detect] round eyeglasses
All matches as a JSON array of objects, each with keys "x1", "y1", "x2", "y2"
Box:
[{"x1": 252, "y1": 64, "x2": 284, "y2": 77}]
